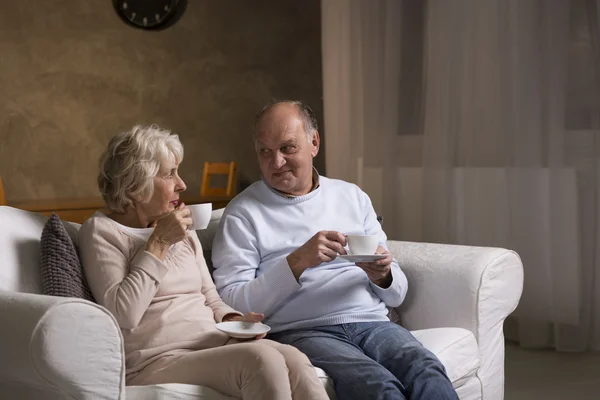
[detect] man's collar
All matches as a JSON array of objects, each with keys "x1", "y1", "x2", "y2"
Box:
[
  {"x1": 312, "y1": 167, "x2": 321, "y2": 190},
  {"x1": 272, "y1": 168, "x2": 320, "y2": 198}
]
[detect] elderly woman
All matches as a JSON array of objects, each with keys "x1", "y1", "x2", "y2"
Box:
[{"x1": 78, "y1": 125, "x2": 328, "y2": 400}]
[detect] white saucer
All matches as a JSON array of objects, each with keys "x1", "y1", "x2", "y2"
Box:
[
  {"x1": 338, "y1": 254, "x2": 387, "y2": 262},
  {"x1": 216, "y1": 321, "x2": 271, "y2": 339}
]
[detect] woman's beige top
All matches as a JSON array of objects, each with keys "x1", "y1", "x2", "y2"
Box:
[{"x1": 78, "y1": 212, "x2": 240, "y2": 375}]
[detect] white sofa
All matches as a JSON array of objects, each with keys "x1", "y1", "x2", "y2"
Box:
[{"x1": 0, "y1": 205, "x2": 523, "y2": 399}]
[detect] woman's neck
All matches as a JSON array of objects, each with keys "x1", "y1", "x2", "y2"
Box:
[{"x1": 108, "y1": 208, "x2": 149, "y2": 229}]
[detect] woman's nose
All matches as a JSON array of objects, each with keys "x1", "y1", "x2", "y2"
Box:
[{"x1": 176, "y1": 176, "x2": 187, "y2": 192}]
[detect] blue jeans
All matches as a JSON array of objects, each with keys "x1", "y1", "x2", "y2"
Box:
[{"x1": 268, "y1": 322, "x2": 458, "y2": 400}]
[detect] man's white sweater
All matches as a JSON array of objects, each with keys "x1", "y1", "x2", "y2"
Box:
[{"x1": 212, "y1": 175, "x2": 408, "y2": 333}]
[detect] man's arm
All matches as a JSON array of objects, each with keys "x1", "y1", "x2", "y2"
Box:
[
  {"x1": 360, "y1": 192, "x2": 408, "y2": 308},
  {"x1": 212, "y1": 212, "x2": 301, "y2": 315}
]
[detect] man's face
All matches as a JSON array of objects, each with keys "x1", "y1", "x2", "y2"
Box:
[{"x1": 254, "y1": 104, "x2": 320, "y2": 196}]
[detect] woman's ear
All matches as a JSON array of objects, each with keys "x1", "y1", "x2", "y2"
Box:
[{"x1": 129, "y1": 195, "x2": 142, "y2": 208}]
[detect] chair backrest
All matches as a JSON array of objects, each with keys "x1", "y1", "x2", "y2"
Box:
[
  {"x1": 0, "y1": 176, "x2": 6, "y2": 206},
  {"x1": 200, "y1": 161, "x2": 237, "y2": 197}
]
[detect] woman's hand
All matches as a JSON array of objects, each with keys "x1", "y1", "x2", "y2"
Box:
[
  {"x1": 146, "y1": 202, "x2": 192, "y2": 259},
  {"x1": 222, "y1": 312, "x2": 267, "y2": 340}
]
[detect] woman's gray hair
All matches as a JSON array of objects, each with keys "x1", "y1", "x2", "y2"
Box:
[
  {"x1": 98, "y1": 124, "x2": 184, "y2": 213},
  {"x1": 254, "y1": 100, "x2": 318, "y2": 142}
]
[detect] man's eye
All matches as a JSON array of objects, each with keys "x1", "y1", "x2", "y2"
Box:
[
  {"x1": 260, "y1": 148, "x2": 271, "y2": 154},
  {"x1": 282, "y1": 146, "x2": 296, "y2": 153}
]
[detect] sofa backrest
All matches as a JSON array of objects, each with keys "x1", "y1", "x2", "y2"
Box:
[
  {"x1": 0, "y1": 206, "x2": 225, "y2": 294},
  {"x1": 0, "y1": 206, "x2": 49, "y2": 293}
]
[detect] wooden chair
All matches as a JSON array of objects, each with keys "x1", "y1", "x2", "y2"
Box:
[
  {"x1": 0, "y1": 176, "x2": 6, "y2": 206},
  {"x1": 200, "y1": 161, "x2": 237, "y2": 197}
]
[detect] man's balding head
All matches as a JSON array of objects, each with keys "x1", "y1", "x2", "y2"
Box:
[
  {"x1": 254, "y1": 100, "x2": 318, "y2": 143},
  {"x1": 253, "y1": 100, "x2": 320, "y2": 196}
]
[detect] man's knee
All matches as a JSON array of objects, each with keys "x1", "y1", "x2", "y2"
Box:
[{"x1": 401, "y1": 343, "x2": 448, "y2": 374}]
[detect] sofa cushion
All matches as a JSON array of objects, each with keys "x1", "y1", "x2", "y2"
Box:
[
  {"x1": 412, "y1": 327, "x2": 480, "y2": 385},
  {"x1": 196, "y1": 208, "x2": 225, "y2": 275},
  {"x1": 126, "y1": 383, "x2": 237, "y2": 400},
  {"x1": 40, "y1": 213, "x2": 94, "y2": 301},
  {"x1": 125, "y1": 366, "x2": 335, "y2": 400},
  {"x1": 196, "y1": 208, "x2": 225, "y2": 250}
]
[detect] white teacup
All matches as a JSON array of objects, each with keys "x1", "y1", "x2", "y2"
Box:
[
  {"x1": 346, "y1": 235, "x2": 379, "y2": 255},
  {"x1": 187, "y1": 203, "x2": 212, "y2": 230}
]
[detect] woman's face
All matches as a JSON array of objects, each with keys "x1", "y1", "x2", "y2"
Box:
[{"x1": 135, "y1": 157, "x2": 186, "y2": 225}]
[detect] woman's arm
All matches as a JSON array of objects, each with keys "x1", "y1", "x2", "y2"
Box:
[
  {"x1": 78, "y1": 217, "x2": 169, "y2": 329},
  {"x1": 189, "y1": 232, "x2": 242, "y2": 323}
]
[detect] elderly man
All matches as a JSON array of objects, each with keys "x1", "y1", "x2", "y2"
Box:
[{"x1": 212, "y1": 101, "x2": 458, "y2": 400}]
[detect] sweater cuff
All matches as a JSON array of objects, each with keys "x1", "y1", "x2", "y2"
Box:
[
  {"x1": 215, "y1": 309, "x2": 244, "y2": 323},
  {"x1": 369, "y1": 264, "x2": 407, "y2": 307},
  {"x1": 131, "y1": 250, "x2": 169, "y2": 283},
  {"x1": 262, "y1": 258, "x2": 302, "y2": 300}
]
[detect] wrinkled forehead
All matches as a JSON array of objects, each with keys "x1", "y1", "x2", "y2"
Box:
[
  {"x1": 255, "y1": 114, "x2": 304, "y2": 145},
  {"x1": 158, "y1": 151, "x2": 178, "y2": 171}
]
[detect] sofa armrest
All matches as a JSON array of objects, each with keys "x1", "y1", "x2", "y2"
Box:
[
  {"x1": 387, "y1": 240, "x2": 523, "y2": 332},
  {"x1": 0, "y1": 291, "x2": 126, "y2": 400},
  {"x1": 387, "y1": 241, "x2": 523, "y2": 400}
]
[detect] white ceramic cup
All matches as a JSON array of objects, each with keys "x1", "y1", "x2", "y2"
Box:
[
  {"x1": 346, "y1": 235, "x2": 379, "y2": 255},
  {"x1": 187, "y1": 203, "x2": 212, "y2": 230}
]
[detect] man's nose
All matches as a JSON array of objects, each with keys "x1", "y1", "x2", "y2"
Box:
[{"x1": 272, "y1": 152, "x2": 286, "y2": 169}]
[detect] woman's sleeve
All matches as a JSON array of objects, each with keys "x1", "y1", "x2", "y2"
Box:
[
  {"x1": 78, "y1": 217, "x2": 169, "y2": 329},
  {"x1": 189, "y1": 231, "x2": 242, "y2": 323}
]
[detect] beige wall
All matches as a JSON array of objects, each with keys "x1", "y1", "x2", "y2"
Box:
[{"x1": 0, "y1": 1, "x2": 324, "y2": 201}]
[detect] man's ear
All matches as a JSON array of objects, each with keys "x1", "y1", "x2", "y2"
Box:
[{"x1": 311, "y1": 131, "x2": 320, "y2": 158}]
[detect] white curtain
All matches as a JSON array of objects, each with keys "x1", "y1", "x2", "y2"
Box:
[{"x1": 321, "y1": 0, "x2": 600, "y2": 351}]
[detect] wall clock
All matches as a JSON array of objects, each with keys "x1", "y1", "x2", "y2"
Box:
[{"x1": 113, "y1": 0, "x2": 187, "y2": 30}]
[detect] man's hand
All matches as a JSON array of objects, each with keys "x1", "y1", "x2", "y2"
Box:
[
  {"x1": 222, "y1": 312, "x2": 267, "y2": 340},
  {"x1": 356, "y1": 246, "x2": 393, "y2": 288},
  {"x1": 286, "y1": 231, "x2": 347, "y2": 280}
]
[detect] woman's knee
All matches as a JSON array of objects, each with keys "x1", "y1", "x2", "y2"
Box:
[
  {"x1": 273, "y1": 343, "x2": 313, "y2": 368},
  {"x1": 238, "y1": 342, "x2": 289, "y2": 374}
]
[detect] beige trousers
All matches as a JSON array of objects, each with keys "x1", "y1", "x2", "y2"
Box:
[{"x1": 128, "y1": 339, "x2": 329, "y2": 400}]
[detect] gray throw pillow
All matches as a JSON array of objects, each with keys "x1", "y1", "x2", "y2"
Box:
[{"x1": 40, "y1": 213, "x2": 94, "y2": 301}]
